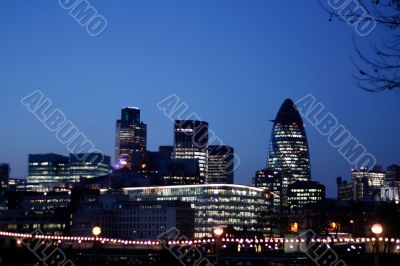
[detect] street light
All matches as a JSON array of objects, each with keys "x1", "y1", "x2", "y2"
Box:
[
  {"x1": 92, "y1": 226, "x2": 102, "y2": 264},
  {"x1": 213, "y1": 227, "x2": 223, "y2": 237},
  {"x1": 92, "y1": 226, "x2": 102, "y2": 237},
  {"x1": 371, "y1": 223, "x2": 383, "y2": 266},
  {"x1": 371, "y1": 224, "x2": 383, "y2": 235},
  {"x1": 213, "y1": 227, "x2": 224, "y2": 266}
]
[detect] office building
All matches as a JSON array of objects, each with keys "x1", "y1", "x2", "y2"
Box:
[
  {"x1": 69, "y1": 153, "x2": 111, "y2": 181},
  {"x1": 0, "y1": 163, "x2": 10, "y2": 192},
  {"x1": 267, "y1": 99, "x2": 311, "y2": 204},
  {"x1": 174, "y1": 120, "x2": 208, "y2": 183},
  {"x1": 123, "y1": 184, "x2": 272, "y2": 237},
  {"x1": 160, "y1": 159, "x2": 200, "y2": 185},
  {"x1": 377, "y1": 184, "x2": 400, "y2": 202},
  {"x1": 26, "y1": 153, "x2": 111, "y2": 192},
  {"x1": 337, "y1": 167, "x2": 391, "y2": 202},
  {"x1": 159, "y1": 145, "x2": 174, "y2": 156},
  {"x1": 0, "y1": 190, "x2": 72, "y2": 234},
  {"x1": 207, "y1": 145, "x2": 234, "y2": 184},
  {"x1": 287, "y1": 181, "x2": 325, "y2": 208},
  {"x1": 385, "y1": 164, "x2": 400, "y2": 182},
  {"x1": 131, "y1": 148, "x2": 200, "y2": 185},
  {"x1": 72, "y1": 192, "x2": 195, "y2": 239},
  {"x1": 7, "y1": 178, "x2": 27, "y2": 192},
  {"x1": 336, "y1": 176, "x2": 354, "y2": 201},
  {"x1": 115, "y1": 107, "x2": 147, "y2": 170},
  {"x1": 131, "y1": 148, "x2": 172, "y2": 178},
  {"x1": 27, "y1": 154, "x2": 70, "y2": 191},
  {"x1": 253, "y1": 168, "x2": 281, "y2": 209},
  {"x1": 352, "y1": 166, "x2": 385, "y2": 200}
]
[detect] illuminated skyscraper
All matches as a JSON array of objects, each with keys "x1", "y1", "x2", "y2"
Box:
[
  {"x1": 174, "y1": 120, "x2": 208, "y2": 183},
  {"x1": 268, "y1": 99, "x2": 311, "y2": 203},
  {"x1": 207, "y1": 145, "x2": 234, "y2": 184},
  {"x1": 115, "y1": 107, "x2": 147, "y2": 170}
]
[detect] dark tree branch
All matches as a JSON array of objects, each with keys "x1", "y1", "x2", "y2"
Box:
[{"x1": 319, "y1": 0, "x2": 400, "y2": 92}]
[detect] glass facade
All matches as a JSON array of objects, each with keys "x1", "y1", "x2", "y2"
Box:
[
  {"x1": 123, "y1": 184, "x2": 271, "y2": 238},
  {"x1": 352, "y1": 166, "x2": 385, "y2": 200},
  {"x1": 253, "y1": 168, "x2": 281, "y2": 209},
  {"x1": 115, "y1": 107, "x2": 147, "y2": 170},
  {"x1": 336, "y1": 177, "x2": 354, "y2": 201},
  {"x1": 174, "y1": 120, "x2": 208, "y2": 183},
  {"x1": 268, "y1": 99, "x2": 311, "y2": 204},
  {"x1": 207, "y1": 145, "x2": 234, "y2": 184},
  {"x1": 27, "y1": 153, "x2": 110, "y2": 192},
  {"x1": 27, "y1": 154, "x2": 70, "y2": 188},
  {"x1": 0, "y1": 191, "x2": 71, "y2": 234},
  {"x1": 287, "y1": 181, "x2": 325, "y2": 208},
  {"x1": 72, "y1": 194, "x2": 195, "y2": 240},
  {"x1": 69, "y1": 153, "x2": 111, "y2": 181}
]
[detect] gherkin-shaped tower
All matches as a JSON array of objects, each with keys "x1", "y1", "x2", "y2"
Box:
[{"x1": 268, "y1": 99, "x2": 311, "y2": 203}]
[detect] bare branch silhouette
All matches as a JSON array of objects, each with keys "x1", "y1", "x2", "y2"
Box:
[{"x1": 319, "y1": 0, "x2": 400, "y2": 92}]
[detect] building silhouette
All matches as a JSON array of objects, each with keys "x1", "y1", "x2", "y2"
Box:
[{"x1": 0, "y1": 163, "x2": 10, "y2": 192}]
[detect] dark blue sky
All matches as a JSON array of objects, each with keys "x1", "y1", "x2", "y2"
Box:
[{"x1": 0, "y1": 1, "x2": 398, "y2": 197}]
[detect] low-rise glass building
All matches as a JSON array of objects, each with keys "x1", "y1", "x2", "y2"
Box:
[
  {"x1": 69, "y1": 153, "x2": 111, "y2": 181},
  {"x1": 27, "y1": 154, "x2": 70, "y2": 190},
  {"x1": 123, "y1": 184, "x2": 272, "y2": 238},
  {"x1": 72, "y1": 192, "x2": 194, "y2": 240},
  {"x1": 26, "y1": 153, "x2": 111, "y2": 192},
  {"x1": 287, "y1": 181, "x2": 325, "y2": 208}
]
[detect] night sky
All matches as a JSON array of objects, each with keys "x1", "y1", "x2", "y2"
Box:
[{"x1": 1, "y1": 1, "x2": 399, "y2": 197}]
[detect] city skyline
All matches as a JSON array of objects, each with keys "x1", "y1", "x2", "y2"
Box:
[
  {"x1": 3, "y1": 97, "x2": 398, "y2": 198},
  {"x1": 2, "y1": 1, "x2": 400, "y2": 265},
  {"x1": 1, "y1": 1, "x2": 400, "y2": 198}
]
